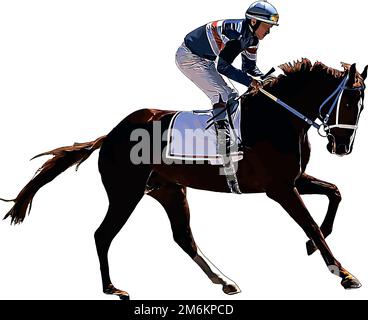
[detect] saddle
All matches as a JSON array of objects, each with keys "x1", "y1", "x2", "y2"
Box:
[{"x1": 166, "y1": 105, "x2": 243, "y2": 165}]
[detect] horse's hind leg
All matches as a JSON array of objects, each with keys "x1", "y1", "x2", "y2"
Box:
[
  {"x1": 148, "y1": 180, "x2": 240, "y2": 295},
  {"x1": 95, "y1": 151, "x2": 151, "y2": 300},
  {"x1": 295, "y1": 173, "x2": 342, "y2": 256}
]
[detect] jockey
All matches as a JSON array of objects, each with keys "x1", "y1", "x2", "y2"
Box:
[{"x1": 176, "y1": 0, "x2": 279, "y2": 154}]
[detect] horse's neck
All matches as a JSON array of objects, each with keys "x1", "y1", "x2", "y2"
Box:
[
  {"x1": 272, "y1": 73, "x2": 340, "y2": 130},
  {"x1": 298, "y1": 74, "x2": 339, "y2": 123},
  {"x1": 240, "y1": 72, "x2": 340, "y2": 146}
]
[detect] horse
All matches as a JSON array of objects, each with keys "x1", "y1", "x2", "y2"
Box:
[{"x1": 2, "y1": 58, "x2": 367, "y2": 300}]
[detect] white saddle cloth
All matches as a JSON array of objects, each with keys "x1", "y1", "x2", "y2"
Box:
[{"x1": 166, "y1": 107, "x2": 243, "y2": 165}]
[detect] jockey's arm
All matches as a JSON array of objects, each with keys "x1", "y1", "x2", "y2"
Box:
[
  {"x1": 241, "y1": 48, "x2": 264, "y2": 78},
  {"x1": 217, "y1": 40, "x2": 253, "y2": 87}
]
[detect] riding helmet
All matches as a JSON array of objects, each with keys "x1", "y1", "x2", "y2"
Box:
[{"x1": 245, "y1": 1, "x2": 279, "y2": 25}]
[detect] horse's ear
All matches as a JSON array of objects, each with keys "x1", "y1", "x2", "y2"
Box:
[
  {"x1": 341, "y1": 62, "x2": 351, "y2": 71},
  {"x1": 347, "y1": 63, "x2": 357, "y2": 87},
  {"x1": 361, "y1": 65, "x2": 368, "y2": 80}
]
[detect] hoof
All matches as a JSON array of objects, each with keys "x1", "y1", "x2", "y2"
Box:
[
  {"x1": 222, "y1": 283, "x2": 241, "y2": 295},
  {"x1": 341, "y1": 276, "x2": 362, "y2": 290},
  {"x1": 306, "y1": 240, "x2": 318, "y2": 256},
  {"x1": 104, "y1": 284, "x2": 130, "y2": 300},
  {"x1": 119, "y1": 293, "x2": 130, "y2": 300}
]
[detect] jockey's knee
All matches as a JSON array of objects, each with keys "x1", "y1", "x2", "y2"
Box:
[
  {"x1": 228, "y1": 91, "x2": 239, "y2": 101},
  {"x1": 212, "y1": 91, "x2": 238, "y2": 106}
]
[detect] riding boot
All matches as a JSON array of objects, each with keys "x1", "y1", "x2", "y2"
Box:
[
  {"x1": 213, "y1": 98, "x2": 232, "y2": 156},
  {"x1": 212, "y1": 100, "x2": 242, "y2": 195},
  {"x1": 214, "y1": 119, "x2": 232, "y2": 156},
  {"x1": 213, "y1": 96, "x2": 240, "y2": 156}
]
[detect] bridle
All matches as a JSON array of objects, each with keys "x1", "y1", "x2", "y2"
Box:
[
  {"x1": 258, "y1": 73, "x2": 365, "y2": 138},
  {"x1": 318, "y1": 74, "x2": 365, "y2": 136}
]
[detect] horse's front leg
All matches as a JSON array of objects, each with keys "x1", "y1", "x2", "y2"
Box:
[
  {"x1": 266, "y1": 184, "x2": 361, "y2": 289},
  {"x1": 295, "y1": 173, "x2": 341, "y2": 255}
]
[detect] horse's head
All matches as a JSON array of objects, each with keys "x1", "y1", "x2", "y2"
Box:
[{"x1": 324, "y1": 63, "x2": 367, "y2": 156}]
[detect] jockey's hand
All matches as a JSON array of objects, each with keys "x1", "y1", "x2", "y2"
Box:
[
  {"x1": 262, "y1": 74, "x2": 277, "y2": 85},
  {"x1": 250, "y1": 78, "x2": 264, "y2": 90},
  {"x1": 251, "y1": 73, "x2": 277, "y2": 89}
]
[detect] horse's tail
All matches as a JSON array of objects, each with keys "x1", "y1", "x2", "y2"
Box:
[{"x1": 2, "y1": 135, "x2": 107, "y2": 224}]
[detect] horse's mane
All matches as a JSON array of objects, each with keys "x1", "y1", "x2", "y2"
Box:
[
  {"x1": 279, "y1": 58, "x2": 343, "y2": 79},
  {"x1": 259, "y1": 58, "x2": 344, "y2": 94},
  {"x1": 251, "y1": 58, "x2": 363, "y2": 95}
]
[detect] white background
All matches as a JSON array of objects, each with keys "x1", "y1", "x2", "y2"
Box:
[{"x1": 0, "y1": 0, "x2": 367, "y2": 300}]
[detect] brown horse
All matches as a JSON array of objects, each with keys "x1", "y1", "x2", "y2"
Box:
[{"x1": 3, "y1": 59, "x2": 367, "y2": 300}]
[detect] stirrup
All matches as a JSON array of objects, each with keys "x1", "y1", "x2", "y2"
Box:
[
  {"x1": 223, "y1": 160, "x2": 242, "y2": 194},
  {"x1": 227, "y1": 176, "x2": 242, "y2": 194}
]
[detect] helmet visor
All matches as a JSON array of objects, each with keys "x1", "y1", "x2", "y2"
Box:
[
  {"x1": 245, "y1": 12, "x2": 279, "y2": 25},
  {"x1": 269, "y1": 14, "x2": 279, "y2": 24}
]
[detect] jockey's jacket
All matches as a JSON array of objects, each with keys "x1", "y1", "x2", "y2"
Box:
[{"x1": 184, "y1": 19, "x2": 263, "y2": 86}]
